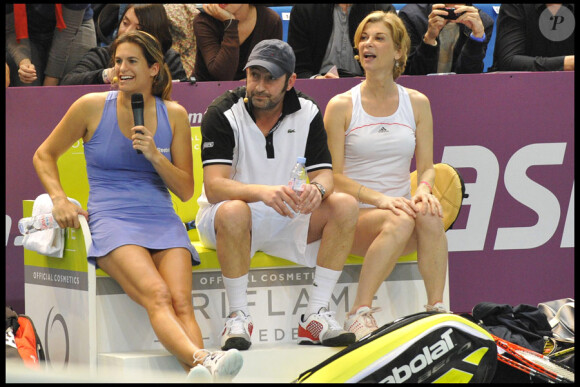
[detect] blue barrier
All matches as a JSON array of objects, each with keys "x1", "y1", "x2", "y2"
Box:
[
  {"x1": 474, "y1": 4, "x2": 500, "y2": 72},
  {"x1": 269, "y1": 6, "x2": 292, "y2": 42}
]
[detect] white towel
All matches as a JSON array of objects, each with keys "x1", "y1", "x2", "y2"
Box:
[{"x1": 22, "y1": 194, "x2": 82, "y2": 258}]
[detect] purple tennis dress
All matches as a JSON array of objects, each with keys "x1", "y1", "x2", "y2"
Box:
[{"x1": 84, "y1": 91, "x2": 200, "y2": 266}]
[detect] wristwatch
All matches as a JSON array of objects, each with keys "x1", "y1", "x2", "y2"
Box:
[{"x1": 311, "y1": 182, "x2": 326, "y2": 199}]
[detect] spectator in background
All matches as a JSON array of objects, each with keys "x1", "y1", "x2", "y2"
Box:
[
  {"x1": 193, "y1": 4, "x2": 282, "y2": 82},
  {"x1": 399, "y1": 4, "x2": 494, "y2": 75},
  {"x1": 490, "y1": 4, "x2": 574, "y2": 72},
  {"x1": 93, "y1": 4, "x2": 123, "y2": 47},
  {"x1": 61, "y1": 4, "x2": 186, "y2": 85},
  {"x1": 164, "y1": 4, "x2": 201, "y2": 80},
  {"x1": 288, "y1": 4, "x2": 395, "y2": 79},
  {"x1": 6, "y1": 4, "x2": 97, "y2": 86},
  {"x1": 6, "y1": 62, "x2": 10, "y2": 88}
]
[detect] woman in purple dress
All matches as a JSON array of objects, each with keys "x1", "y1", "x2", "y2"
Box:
[{"x1": 32, "y1": 30, "x2": 242, "y2": 382}]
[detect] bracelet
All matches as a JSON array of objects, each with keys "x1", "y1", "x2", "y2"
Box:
[
  {"x1": 357, "y1": 185, "x2": 364, "y2": 202},
  {"x1": 224, "y1": 18, "x2": 234, "y2": 30},
  {"x1": 469, "y1": 32, "x2": 486, "y2": 42},
  {"x1": 419, "y1": 181, "x2": 432, "y2": 193}
]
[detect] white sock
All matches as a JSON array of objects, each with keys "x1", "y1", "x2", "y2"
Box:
[
  {"x1": 223, "y1": 274, "x2": 249, "y2": 316},
  {"x1": 305, "y1": 266, "x2": 342, "y2": 317}
]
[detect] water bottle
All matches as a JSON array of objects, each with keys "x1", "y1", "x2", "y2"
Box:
[
  {"x1": 288, "y1": 156, "x2": 307, "y2": 194},
  {"x1": 18, "y1": 213, "x2": 60, "y2": 235}
]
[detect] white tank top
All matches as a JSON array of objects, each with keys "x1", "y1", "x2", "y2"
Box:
[{"x1": 344, "y1": 83, "x2": 417, "y2": 207}]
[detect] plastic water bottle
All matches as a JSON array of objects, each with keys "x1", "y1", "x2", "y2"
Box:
[
  {"x1": 18, "y1": 213, "x2": 60, "y2": 235},
  {"x1": 288, "y1": 156, "x2": 307, "y2": 194}
]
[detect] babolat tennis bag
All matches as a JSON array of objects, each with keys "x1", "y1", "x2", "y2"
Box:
[{"x1": 294, "y1": 312, "x2": 497, "y2": 383}]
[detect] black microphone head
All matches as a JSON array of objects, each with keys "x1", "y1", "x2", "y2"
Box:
[{"x1": 131, "y1": 93, "x2": 144, "y2": 109}]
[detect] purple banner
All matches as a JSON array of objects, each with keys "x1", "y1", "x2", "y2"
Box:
[{"x1": 6, "y1": 72, "x2": 574, "y2": 313}]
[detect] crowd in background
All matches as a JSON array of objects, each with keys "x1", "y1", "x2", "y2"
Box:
[{"x1": 6, "y1": 4, "x2": 575, "y2": 88}]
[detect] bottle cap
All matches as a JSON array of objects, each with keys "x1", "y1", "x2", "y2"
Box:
[{"x1": 297, "y1": 156, "x2": 306, "y2": 164}]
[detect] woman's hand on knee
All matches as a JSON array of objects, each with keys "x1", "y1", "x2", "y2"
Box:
[
  {"x1": 412, "y1": 193, "x2": 443, "y2": 218},
  {"x1": 377, "y1": 195, "x2": 417, "y2": 218}
]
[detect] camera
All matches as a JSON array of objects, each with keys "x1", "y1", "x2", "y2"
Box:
[{"x1": 441, "y1": 8, "x2": 463, "y2": 20}]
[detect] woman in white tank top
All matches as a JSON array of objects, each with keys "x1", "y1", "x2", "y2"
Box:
[{"x1": 324, "y1": 11, "x2": 450, "y2": 340}]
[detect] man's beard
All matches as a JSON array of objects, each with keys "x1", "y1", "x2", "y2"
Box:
[
  {"x1": 249, "y1": 91, "x2": 284, "y2": 111},
  {"x1": 248, "y1": 76, "x2": 289, "y2": 111}
]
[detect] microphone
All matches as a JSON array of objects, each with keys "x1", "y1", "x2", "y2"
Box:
[{"x1": 131, "y1": 93, "x2": 145, "y2": 154}]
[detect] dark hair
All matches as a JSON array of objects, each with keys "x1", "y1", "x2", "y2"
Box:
[
  {"x1": 111, "y1": 30, "x2": 173, "y2": 100},
  {"x1": 118, "y1": 4, "x2": 173, "y2": 53}
]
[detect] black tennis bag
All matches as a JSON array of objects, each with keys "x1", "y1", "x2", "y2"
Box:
[{"x1": 294, "y1": 312, "x2": 497, "y2": 383}]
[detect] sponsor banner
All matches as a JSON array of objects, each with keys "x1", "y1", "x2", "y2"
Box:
[
  {"x1": 195, "y1": 279, "x2": 429, "y2": 348},
  {"x1": 94, "y1": 264, "x2": 433, "y2": 350},
  {"x1": 96, "y1": 263, "x2": 421, "y2": 295},
  {"x1": 24, "y1": 284, "x2": 91, "y2": 368},
  {"x1": 24, "y1": 265, "x2": 87, "y2": 291},
  {"x1": 96, "y1": 293, "x2": 164, "y2": 353}
]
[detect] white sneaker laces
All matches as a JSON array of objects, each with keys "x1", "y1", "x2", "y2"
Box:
[
  {"x1": 226, "y1": 313, "x2": 248, "y2": 334},
  {"x1": 318, "y1": 310, "x2": 342, "y2": 330},
  {"x1": 193, "y1": 348, "x2": 211, "y2": 364},
  {"x1": 357, "y1": 307, "x2": 381, "y2": 328}
]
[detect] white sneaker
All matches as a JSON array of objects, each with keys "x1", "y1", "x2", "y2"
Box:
[
  {"x1": 187, "y1": 364, "x2": 212, "y2": 383},
  {"x1": 221, "y1": 310, "x2": 253, "y2": 350},
  {"x1": 194, "y1": 348, "x2": 243, "y2": 382},
  {"x1": 425, "y1": 302, "x2": 452, "y2": 313},
  {"x1": 344, "y1": 306, "x2": 381, "y2": 341},
  {"x1": 298, "y1": 307, "x2": 356, "y2": 346}
]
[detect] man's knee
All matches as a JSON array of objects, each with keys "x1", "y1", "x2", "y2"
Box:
[
  {"x1": 327, "y1": 192, "x2": 359, "y2": 227},
  {"x1": 215, "y1": 200, "x2": 252, "y2": 232}
]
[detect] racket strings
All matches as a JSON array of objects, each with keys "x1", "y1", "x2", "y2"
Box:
[
  {"x1": 517, "y1": 350, "x2": 575, "y2": 382},
  {"x1": 497, "y1": 353, "x2": 557, "y2": 383}
]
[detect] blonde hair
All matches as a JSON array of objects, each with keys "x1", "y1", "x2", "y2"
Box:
[
  {"x1": 110, "y1": 30, "x2": 173, "y2": 100},
  {"x1": 353, "y1": 10, "x2": 410, "y2": 80}
]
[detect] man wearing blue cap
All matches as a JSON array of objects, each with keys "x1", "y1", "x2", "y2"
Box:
[{"x1": 196, "y1": 39, "x2": 359, "y2": 351}]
